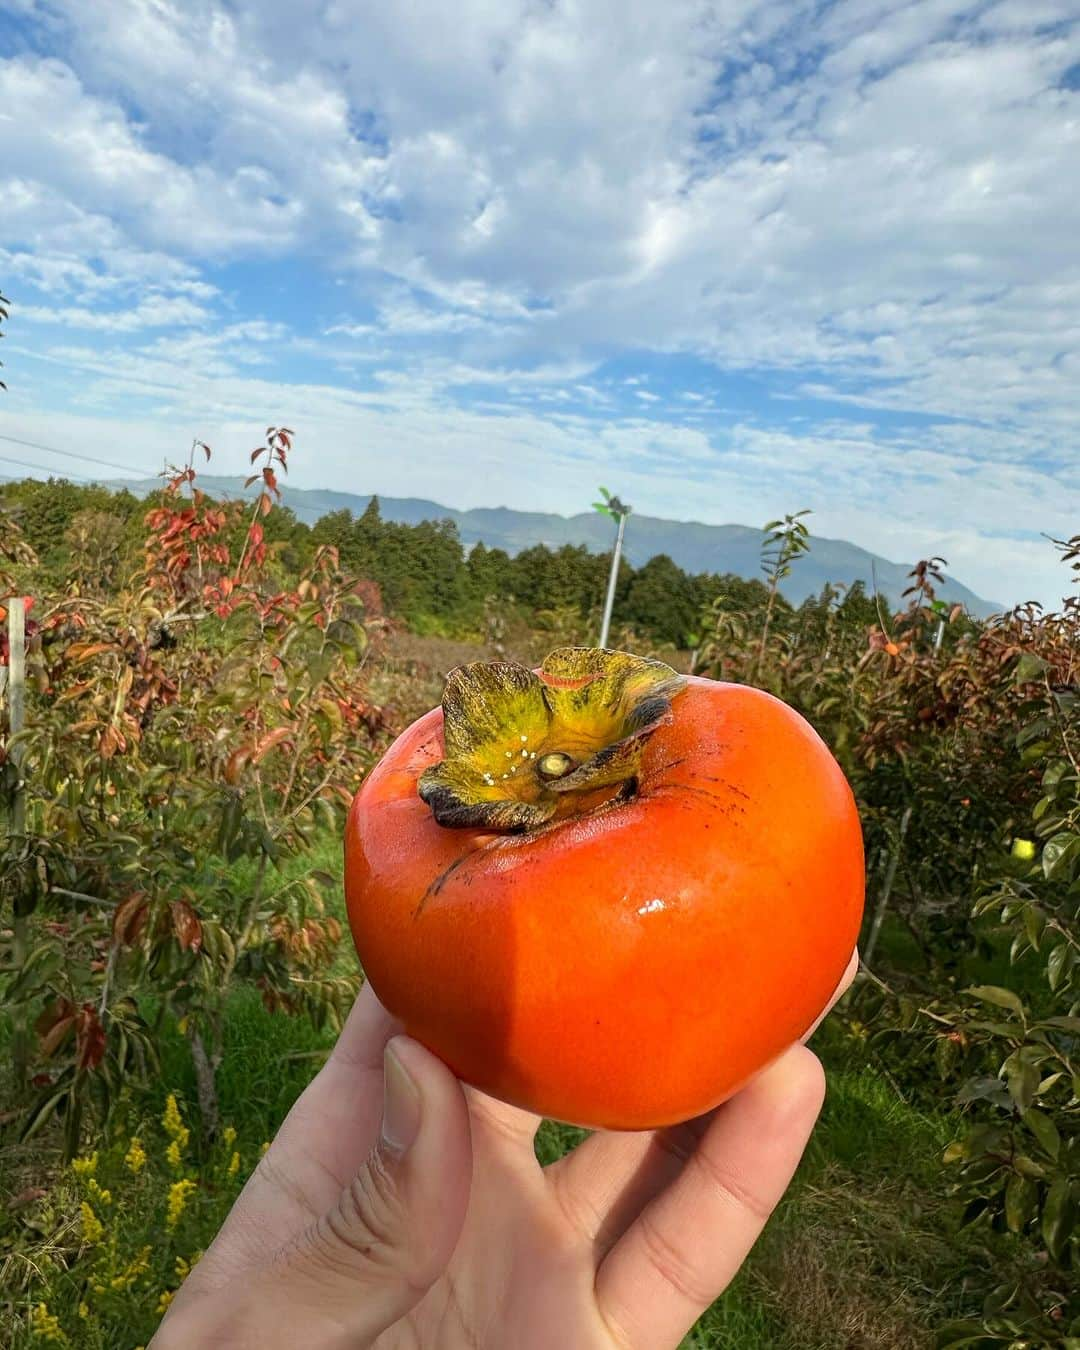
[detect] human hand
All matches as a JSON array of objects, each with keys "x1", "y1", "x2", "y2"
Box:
[{"x1": 153, "y1": 950, "x2": 858, "y2": 1349}]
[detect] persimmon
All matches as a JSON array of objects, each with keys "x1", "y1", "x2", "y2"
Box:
[{"x1": 344, "y1": 647, "x2": 863, "y2": 1129}]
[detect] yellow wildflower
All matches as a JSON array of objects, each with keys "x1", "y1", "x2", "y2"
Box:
[
  {"x1": 80, "y1": 1201, "x2": 104, "y2": 1245},
  {"x1": 260, "y1": 1140, "x2": 270, "y2": 1156},
  {"x1": 162, "y1": 1094, "x2": 185, "y2": 1139},
  {"x1": 125, "y1": 1137, "x2": 147, "y2": 1175},
  {"x1": 87, "y1": 1178, "x2": 112, "y2": 1206},
  {"x1": 78, "y1": 1304, "x2": 89, "y2": 1321},
  {"x1": 108, "y1": 1245, "x2": 151, "y2": 1294},
  {"x1": 156, "y1": 1289, "x2": 174, "y2": 1316},
  {"x1": 221, "y1": 1125, "x2": 237, "y2": 1148},
  {"x1": 71, "y1": 1152, "x2": 97, "y2": 1178},
  {"x1": 30, "y1": 1302, "x2": 66, "y2": 1343},
  {"x1": 228, "y1": 1150, "x2": 240, "y2": 1177},
  {"x1": 174, "y1": 1248, "x2": 204, "y2": 1284},
  {"x1": 165, "y1": 1138, "x2": 186, "y2": 1171},
  {"x1": 166, "y1": 1178, "x2": 197, "y2": 1230}
]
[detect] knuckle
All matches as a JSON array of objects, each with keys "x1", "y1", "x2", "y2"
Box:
[
  {"x1": 693, "y1": 1147, "x2": 775, "y2": 1225},
  {"x1": 321, "y1": 1148, "x2": 410, "y2": 1273},
  {"x1": 635, "y1": 1208, "x2": 716, "y2": 1307}
]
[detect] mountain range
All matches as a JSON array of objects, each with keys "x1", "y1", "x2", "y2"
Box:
[{"x1": 101, "y1": 473, "x2": 1000, "y2": 616}]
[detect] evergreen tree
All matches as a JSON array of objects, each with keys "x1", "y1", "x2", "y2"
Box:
[{"x1": 623, "y1": 554, "x2": 700, "y2": 646}]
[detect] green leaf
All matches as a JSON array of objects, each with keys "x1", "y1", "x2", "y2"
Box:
[
  {"x1": 20, "y1": 1086, "x2": 68, "y2": 1143},
  {"x1": 956, "y1": 1076, "x2": 1010, "y2": 1107},
  {"x1": 966, "y1": 985, "x2": 1025, "y2": 1018},
  {"x1": 6, "y1": 944, "x2": 63, "y2": 1003},
  {"x1": 1005, "y1": 1055, "x2": 1038, "y2": 1112},
  {"x1": 1042, "y1": 1175, "x2": 1074, "y2": 1263},
  {"x1": 1047, "y1": 943, "x2": 1071, "y2": 993},
  {"x1": 1012, "y1": 651, "x2": 1048, "y2": 683},
  {"x1": 1043, "y1": 759, "x2": 1069, "y2": 789},
  {"x1": 959, "y1": 1196, "x2": 989, "y2": 1227},
  {"x1": 1016, "y1": 715, "x2": 1053, "y2": 748},
  {"x1": 1004, "y1": 1172, "x2": 1037, "y2": 1232},
  {"x1": 1042, "y1": 830, "x2": 1080, "y2": 881},
  {"x1": 1022, "y1": 1107, "x2": 1060, "y2": 1159},
  {"x1": 982, "y1": 1282, "x2": 1018, "y2": 1319}
]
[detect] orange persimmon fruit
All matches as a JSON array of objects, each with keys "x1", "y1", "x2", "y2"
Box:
[{"x1": 344, "y1": 647, "x2": 863, "y2": 1129}]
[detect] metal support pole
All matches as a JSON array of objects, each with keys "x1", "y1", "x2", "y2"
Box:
[{"x1": 598, "y1": 512, "x2": 626, "y2": 649}]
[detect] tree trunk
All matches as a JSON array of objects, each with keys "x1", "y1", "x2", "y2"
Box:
[
  {"x1": 190, "y1": 1027, "x2": 223, "y2": 1140},
  {"x1": 7, "y1": 599, "x2": 30, "y2": 1085},
  {"x1": 863, "y1": 805, "x2": 912, "y2": 967}
]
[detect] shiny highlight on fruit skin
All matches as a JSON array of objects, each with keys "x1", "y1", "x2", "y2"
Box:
[{"x1": 345, "y1": 647, "x2": 865, "y2": 1131}]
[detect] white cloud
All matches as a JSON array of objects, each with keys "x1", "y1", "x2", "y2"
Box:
[
  {"x1": 18, "y1": 293, "x2": 210, "y2": 331},
  {"x1": 1, "y1": 0, "x2": 1078, "y2": 606}
]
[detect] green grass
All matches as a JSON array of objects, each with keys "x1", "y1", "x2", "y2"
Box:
[{"x1": 3, "y1": 838, "x2": 987, "y2": 1348}]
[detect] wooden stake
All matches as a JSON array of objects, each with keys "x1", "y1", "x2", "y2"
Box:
[{"x1": 7, "y1": 597, "x2": 29, "y2": 1082}]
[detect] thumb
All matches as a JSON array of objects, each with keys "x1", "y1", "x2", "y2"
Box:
[{"x1": 282, "y1": 1035, "x2": 473, "y2": 1344}]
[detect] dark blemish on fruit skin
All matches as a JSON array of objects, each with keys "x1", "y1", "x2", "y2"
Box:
[
  {"x1": 697, "y1": 774, "x2": 751, "y2": 801},
  {"x1": 655, "y1": 756, "x2": 688, "y2": 775},
  {"x1": 657, "y1": 781, "x2": 730, "y2": 812},
  {"x1": 414, "y1": 851, "x2": 473, "y2": 917}
]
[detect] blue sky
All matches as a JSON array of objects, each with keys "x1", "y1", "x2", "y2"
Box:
[{"x1": 1, "y1": 0, "x2": 1078, "y2": 608}]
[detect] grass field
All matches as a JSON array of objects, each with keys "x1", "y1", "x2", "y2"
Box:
[{"x1": 1, "y1": 829, "x2": 996, "y2": 1349}]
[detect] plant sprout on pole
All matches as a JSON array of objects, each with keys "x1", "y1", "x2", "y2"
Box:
[{"x1": 593, "y1": 486, "x2": 631, "y2": 649}]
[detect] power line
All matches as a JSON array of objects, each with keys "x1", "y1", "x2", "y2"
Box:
[
  {"x1": 0, "y1": 432, "x2": 147, "y2": 478},
  {"x1": 0, "y1": 450, "x2": 96, "y2": 483},
  {"x1": 0, "y1": 431, "x2": 330, "y2": 522}
]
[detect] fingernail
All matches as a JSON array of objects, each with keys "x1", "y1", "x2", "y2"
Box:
[{"x1": 381, "y1": 1039, "x2": 422, "y2": 1157}]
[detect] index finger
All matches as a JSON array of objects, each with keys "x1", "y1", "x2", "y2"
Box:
[{"x1": 593, "y1": 1044, "x2": 825, "y2": 1350}]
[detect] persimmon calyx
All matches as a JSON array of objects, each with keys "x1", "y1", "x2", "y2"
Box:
[{"x1": 417, "y1": 646, "x2": 686, "y2": 832}]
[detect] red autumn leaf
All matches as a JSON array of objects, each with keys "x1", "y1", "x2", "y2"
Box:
[
  {"x1": 171, "y1": 898, "x2": 203, "y2": 953},
  {"x1": 259, "y1": 491, "x2": 272, "y2": 517},
  {"x1": 252, "y1": 725, "x2": 293, "y2": 763},
  {"x1": 224, "y1": 745, "x2": 251, "y2": 785},
  {"x1": 244, "y1": 473, "x2": 259, "y2": 488},
  {"x1": 99, "y1": 725, "x2": 124, "y2": 759},
  {"x1": 250, "y1": 446, "x2": 264, "y2": 464},
  {"x1": 262, "y1": 467, "x2": 279, "y2": 497},
  {"x1": 36, "y1": 998, "x2": 77, "y2": 1057},
  {"x1": 69, "y1": 642, "x2": 119, "y2": 664},
  {"x1": 112, "y1": 892, "x2": 149, "y2": 948},
  {"x1": 75, "y1": 1004, "x2": 107, "y2": 1071}
]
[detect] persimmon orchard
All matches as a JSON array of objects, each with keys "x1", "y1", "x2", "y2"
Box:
[
  {"x1": 2, "y1": 434, "x2": 1079, "y2": 1344},
  {"x1": 1, "y1": 431, "x2": 390, "y2": 1144}
]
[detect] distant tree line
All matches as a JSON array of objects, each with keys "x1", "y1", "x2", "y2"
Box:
[{"x1": 0, "y1": 477, "x2": 881, "y2": 647}]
